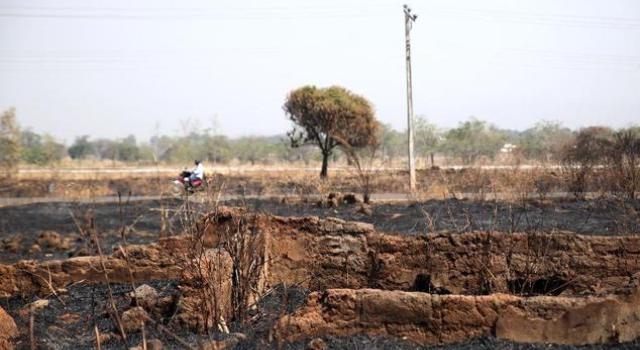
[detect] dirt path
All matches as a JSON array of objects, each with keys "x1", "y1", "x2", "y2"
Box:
[{"x1": 17, "y1": 164, "x2": 564, "y2": 175}]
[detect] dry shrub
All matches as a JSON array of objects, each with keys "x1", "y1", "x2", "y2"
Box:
[
  {"x1": 176, "y1": 189, "x2": 227, "y2": 334},
  {"x1": 502, "y1": 167, "x2": 535, "y2": 204},
  {"x1": 606, "y1": 130, "x2": 640, "y2": 199},
  {"x1": 178, "y1": 200, "x2": 266, "y2": 333},
  {"x1": 216, "y1": 211, "x2": 267, "y2": 324},
  {"x1": 436, "y1": 169, "x2": 493, "y2": 200},
  {"x1": 459, "y1": 169, "x2": 493, "y2": 201},
  {"x1": 340, "y1": 143, "x2": 379, "y2": 203},
  {"x1": 501, "y1": 167, "x2": 559, "y2": 203},
  {"x1": 304, "y1": 175, "x2": 332, "y2": 201},
  {"x1": 560, "y1": 127, "x2": 612, "y2": 198},
  {"x1": 179, "y1": 247, "x2": 233, "y2": 333},
  {"x1": 532, "y1": 169, "x2": 560, "y2": 200},
  {"x1": 509, "y1": 232, "x2": 569, "y2": 296}
]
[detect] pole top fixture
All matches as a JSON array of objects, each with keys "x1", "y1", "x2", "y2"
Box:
[{"x1": 403, "y1": 5, "x2": 417, "y2": 21}]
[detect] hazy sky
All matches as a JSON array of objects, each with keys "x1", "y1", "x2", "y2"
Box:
[{"x1": 1, "y1": 0, "x2": 639, "y2": 142}]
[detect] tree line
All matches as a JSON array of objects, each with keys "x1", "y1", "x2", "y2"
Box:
[{"x1": 1, "y1": 94, "x2": 638, "y2": 172}]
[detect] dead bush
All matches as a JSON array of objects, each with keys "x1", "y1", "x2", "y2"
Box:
[
  {"x1": 437, "y1": 169, "x2": 493, "y2": 200},
  {"x1": 216, "y1": 211, "x2": 267, "y2": 324},
  {"x1": 179, "y1": 247, "x2": 233, "y2": 333},
  {"x1": 178, "y1": 200, "x2": 266, "y2": 334},
  {"x1": 606, "y1": 130, "x2": 640, "y2": 199},
  {"x1": 560, "y1": 127, "x2": 612, "y2": 198}
]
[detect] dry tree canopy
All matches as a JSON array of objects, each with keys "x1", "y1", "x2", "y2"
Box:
[{"x1": 284, "y1": 85, "x2": 381, "y2": 177}]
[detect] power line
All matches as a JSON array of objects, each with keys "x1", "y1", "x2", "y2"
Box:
[
  {"x1": 0, "y1": 4, "x2": 393, "y2": 13},
  {"x1": 427, "y1": 7, "x2": 640, "y2": 30},
  {"x1": 431, "y1": 7, "x2": 640, "y2": 25},
  {"x1": 1, "y1": 4, "x2": 639, "y2": 29},
  {"x1": 0, "y1": 5, "x2": 394, "y2": 20}
]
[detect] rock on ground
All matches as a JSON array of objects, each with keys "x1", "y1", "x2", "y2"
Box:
[
  {"x1": 130, "y1": 284, "x2": 159, "y2": 309},
  {"x1": 121, "y1": 306, "x2": 149, "y2": 333},
  {"x1": 0, "y1": 305, "x2": 18, "y2": 350}
]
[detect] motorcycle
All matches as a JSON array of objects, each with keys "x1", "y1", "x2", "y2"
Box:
[{"x1": 172, "y1": 170, "x2": 205, "y2": 195}]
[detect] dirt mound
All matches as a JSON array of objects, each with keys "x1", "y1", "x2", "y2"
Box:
[
  {"x1": 274, "y1": 288, "x2": 640, "y2": 346},
  {"x1": 36, "y1": 231, "x2": 71, "y2": 251}
]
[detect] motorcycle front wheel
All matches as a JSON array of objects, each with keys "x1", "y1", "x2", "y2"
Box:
[{"x1": 169, "y1": 181, "x2": 185, "y2": 197}]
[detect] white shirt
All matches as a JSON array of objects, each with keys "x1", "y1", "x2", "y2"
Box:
[{"x1": 192, "y1": 163, "x2": 204, "y2": 179}]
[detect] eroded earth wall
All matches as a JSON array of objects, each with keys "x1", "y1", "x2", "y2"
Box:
[
  {"x1": 202, "y1": 207, "x2": 640, "y2": 296},
  {"x1": 2, "y1": 207, "x2": 640, "y2": 348},
  {"x1": 2, "y1": 207, "x2": 639, "y2": 298},
  {"x1": 274, "y1": 288, "x2": 640, "y2": 346},
  {"x1": 0, "y1": 238, "x2": 186, "y2": 298}
]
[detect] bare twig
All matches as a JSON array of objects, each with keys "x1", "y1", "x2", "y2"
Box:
[{"x1": 29, "y1": 309, "x2": 35, "y2": 350}]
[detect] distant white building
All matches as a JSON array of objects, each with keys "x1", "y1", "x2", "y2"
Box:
[{"x1": 500, "y1": 143, "x2": 518, "y2": 154}]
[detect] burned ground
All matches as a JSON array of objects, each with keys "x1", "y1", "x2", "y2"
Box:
[
  {"x1": 241, "y1": 197, "x2": 640, "y2": 235},
  {"x1": 0, "y1": 195, "x2": 639, "y2": 349},
  {"x1": 0, "y1": 198, "x2": 184, "y2": 263},
  {"x1": 1, "y1": 196, "x2": 639, "y2": 263},
  {"x1": 4, "y1": 281, "x2": 640, "y2": 350}
]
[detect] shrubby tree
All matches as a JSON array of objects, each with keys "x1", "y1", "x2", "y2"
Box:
[
  {"x1": 68, "y1": 135, "x2": 94, "y2": 159},
  {"x1": 440, "y1": 118, "x2": 507, "y2": 164},
  {"x1": 68, "y1": 135, "x2": 143, "y2": 162},
  {"x1": 284, "y1": 85, "x2": 381, "y2": 178},
  {"x1": 41, "y1": 135, "x2": 67, "y2": 164},
  {"x1": 136, "y1": 142, "x2": 156, "y2": 163},
  {"x1": 115, "y1": 135, "x2": 141, "y2": 162},
  {"x1": 149, "y1": 135, "x2": 174, "y2": 162},
  {"x1": 20, "y1": 130, "x2": 45, "y2": 164},
  {"x1": 517, "y1": 121, "x2": 573, "y2": 162},
  {"x1": 0, "y1": 108, "x2": 21, "y2": 176},
  {"x1": 92, "y1": 139, "x2": 116, "y2": 160},
  {"x1": 167, "y1": 133, "x2": 197, "y2": 163},
  {"x1": 20, "y1": 130, "x2": 65, "y2": 165},
  {"x1": 234, "y1": 136, "x2": 278, "y2": 165},
  {"x1": 378, "y1": 124, "x2": 405, "y2": 165},
  {"x1": 414, "y1": 115, "x2": 440, "y2": 167},
  {"x1": 204, "y1": 135, "x2": 232, "y2": 164}
]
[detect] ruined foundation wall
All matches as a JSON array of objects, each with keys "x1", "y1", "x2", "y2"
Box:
[
  {"x1": 203, "y1": 207, "x2": 640, "y2": 296},
  {"x1": 2, "y1": 207, "x2": 640, "y2": 348},
  {"x1": 2, "y1": 207, "x2": 638, "y2": 298},
  {"x1": 274, "y1": 288, "x2": 640, "y2": 346},
  {"x1": 0, "y1": 238, "x2": 185, "y2": 298}
]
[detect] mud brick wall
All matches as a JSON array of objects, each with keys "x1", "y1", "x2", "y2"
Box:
[
  {"x1": 203, "y1": 207, "x2": 640, "y2": 296},
  {"x1": 274, "y1": 288, "x2": 640, "y2": 346},
  {"x1": 0, "y1": 241, "x2": 183, "y2": 298}
]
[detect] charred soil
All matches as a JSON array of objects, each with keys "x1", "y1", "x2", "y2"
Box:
[{"x1": 0, "y1": 196, "x2": 639, "y2": 349}]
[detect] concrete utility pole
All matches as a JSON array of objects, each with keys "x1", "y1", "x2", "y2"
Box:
[{"x1": 404, "y1": 4, "x2": 417, "y2": 191}]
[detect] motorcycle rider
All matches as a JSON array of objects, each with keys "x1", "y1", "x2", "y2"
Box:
[
  {"x1": 180, "y1": 160, "x2": 204, "y2": 188},
  {"x1": 186, "y1": 160, "x2": 204, "y2": 187}
]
